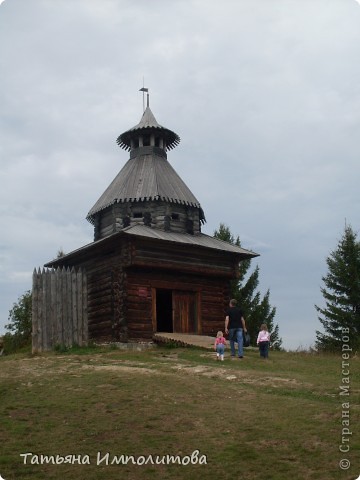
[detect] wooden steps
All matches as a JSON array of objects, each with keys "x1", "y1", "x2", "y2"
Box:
[{"x1": 153, "y1": 332, "x2": 215, "y2": 350}]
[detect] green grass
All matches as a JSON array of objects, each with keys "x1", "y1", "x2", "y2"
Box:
[{"x1": 0, "y1": 347, "x2": 359, "y2": 480}]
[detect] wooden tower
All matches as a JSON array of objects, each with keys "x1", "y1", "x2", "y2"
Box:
[{"x1": 44, "y1": 94, "x2": 258, "y2": 343}]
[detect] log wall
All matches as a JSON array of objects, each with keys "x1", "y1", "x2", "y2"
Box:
[
  {"x1": 43, "y1": 234, "x2": 237, "y2": 344},
  {"x1": 32, "y1": 267, "x2": 88, "y2": 353},
  {"x1": 132, "y1": 239, "x2": 237, "y2": 277},
  {"x1": 95, "y1": 200, "x2": 202, "y2": 240},
  {"x1": 125, "y1": 268, "x2": 230, "y2": 340}
]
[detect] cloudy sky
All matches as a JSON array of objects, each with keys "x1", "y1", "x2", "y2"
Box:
[{"x1": 1, "y1": 0, "x2": 359, "y2": 349}]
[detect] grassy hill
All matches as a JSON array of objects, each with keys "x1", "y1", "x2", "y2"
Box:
[{"x1": 0, "y1": 346, "x2": 359, "y2": 480}]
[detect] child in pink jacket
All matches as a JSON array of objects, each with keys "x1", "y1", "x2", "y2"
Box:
[
  {"x1": 214, "y1": 331, "x2": 226, "y2": 361},
  {"x1": 257, "y1": 324, "x2": 271, "y2": 359}
]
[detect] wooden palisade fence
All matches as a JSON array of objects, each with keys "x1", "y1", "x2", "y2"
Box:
[{"x1": 32, "y1": 267, "x2": 88, "y2": 353}]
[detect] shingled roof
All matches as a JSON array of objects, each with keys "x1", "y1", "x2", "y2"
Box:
[
  {"x1": 117, "y1": 105, "x2": 180, "y2": 151},
  {"x1": 86, "y1": 150, "x2": 204, "y2": 223},
  {"x1": 87, "y1": 104, "x2": 204, "y2": 224},
  {"x1": 45, "y1": 225, "x2": 258, "y2": 268},
  {"x1": 122, "y1": 225, "x2": 259, "y2": 258}
]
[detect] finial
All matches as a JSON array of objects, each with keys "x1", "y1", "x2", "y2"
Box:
[{"x1": 139, "y1": 86, "x2": 149, "y2": 113}]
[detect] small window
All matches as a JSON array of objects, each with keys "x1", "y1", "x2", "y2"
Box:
[
  {"x1": 143, "y1": 212, "x2": 152, "y2": 226},
  {"x1": 143, "y1": 134, "x2": 150, "y2": 146},
  {"x1": 171, "y1": 213, "x2": 180, "y2": 221},
  {"x1": 133, "y1": 212, "x2": 143, "y2": 219},
  {"x1": 122, "y1": 216, "x2": 130, "y2": 228}
]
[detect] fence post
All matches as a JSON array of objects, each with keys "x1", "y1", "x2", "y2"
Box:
[
  {"x1": 32, "y1": 268, "x2": 39, "y2": 354},
  {"x1": 82, "y1": 268, "x2": 88, "y2": 346}
]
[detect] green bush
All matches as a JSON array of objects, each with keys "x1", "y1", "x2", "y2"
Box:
[{"x1": 4, "y1": 290, "x2": 32, "y2": 354}]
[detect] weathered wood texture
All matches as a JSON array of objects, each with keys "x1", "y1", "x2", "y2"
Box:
[
  {"x1": 45, "y1": 242, "x2": 130, "y2": 343},
  {"x1": 68, "y1": 243, "x2": 129, "y2": 342},
  {"x1": 32, "y1": 267, "x2": 88, "y2": 353},
  {"x1": 43, "y1": 234, "x2": 236, "y2": 344},
  {"x1": 95, "y1": 200, "x2": 201, "y2": 240},
  {"x1": 131, "y1": 239, "x2": 237, "y2": 277},
  {"x1": 125, "y1": 269, "x2": 230, "y2": 340}
]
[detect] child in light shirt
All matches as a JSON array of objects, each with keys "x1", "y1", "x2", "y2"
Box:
[
  {"x1": 214, "y1": 331, "x2": 226, "y2": 361},
  {"x1": 257, "y1": 323, "x2": 271, "y2": 359}
]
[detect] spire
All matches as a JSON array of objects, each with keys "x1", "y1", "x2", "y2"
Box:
[
  {"x1": 116, "y1": 89, "x2": 180, "y2": 152},
  {"x1": 87, "y1": 92, "x2": 205, "y2": 238},
  {"x1": 139, "y1": 86, "x2": 149, "y2": 112}
]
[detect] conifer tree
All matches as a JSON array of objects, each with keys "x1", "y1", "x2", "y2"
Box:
[
  {"x1": 214, "y1": 223, "x2": 282, "y2": 349},
  {"x1": 315, "y1": 225, "x2": 360, "y2": 352}
]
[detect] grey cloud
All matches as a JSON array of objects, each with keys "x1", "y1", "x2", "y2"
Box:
[{"x1": 0, "y1": 0, "x2": 359, "y2": 349}]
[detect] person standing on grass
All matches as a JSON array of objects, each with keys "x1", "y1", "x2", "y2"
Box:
[
  {"x1": 214, "y1": 331, "x2": 226, "y2": 361},
  {"x1": 224, "y1": 299, "x2": 247, "y2": 359},
  {"x1": 257, "y1": 323, "x2": 271, "y2": 359}
]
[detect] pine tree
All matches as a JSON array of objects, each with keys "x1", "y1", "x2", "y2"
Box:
[
  {"x1": 214, "y1": 223, "x2": 282, "y2": 349},
  {"x1": 315, "y1": 225, "x2": 360, "y2": 352}
]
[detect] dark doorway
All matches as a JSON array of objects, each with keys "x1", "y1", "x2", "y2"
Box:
[{"x1": 156, "y1": 289, "x2": 173, "y2": 332}]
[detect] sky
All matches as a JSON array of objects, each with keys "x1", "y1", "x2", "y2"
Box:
[{"x1": 0, "y1": 0, "x2": 359, "y2": 350}]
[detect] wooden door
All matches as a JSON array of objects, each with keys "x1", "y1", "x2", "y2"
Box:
[{"x1": 173, "y1": 291, "x2": 197, "y2": 333}]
